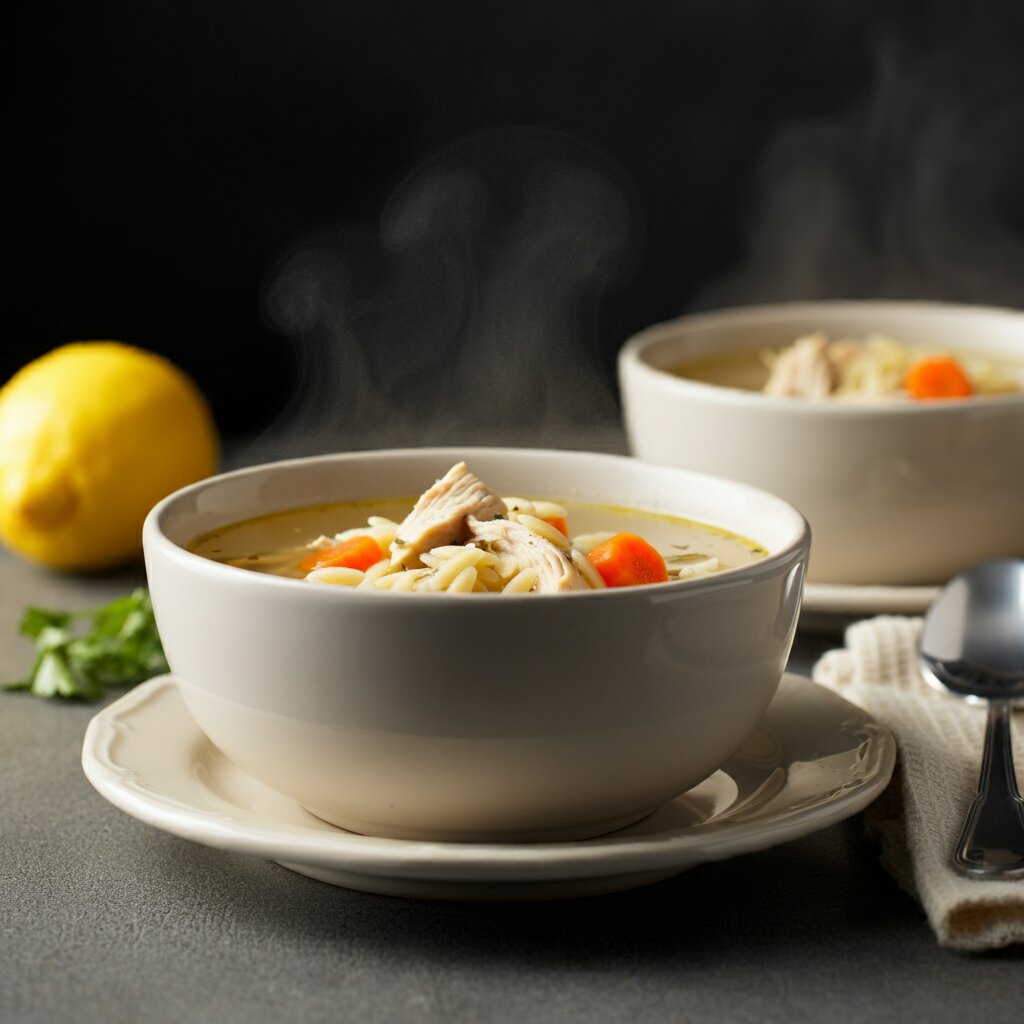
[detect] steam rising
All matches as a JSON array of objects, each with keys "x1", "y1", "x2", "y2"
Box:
[
  {"x1": 246, "y1": 34, "x2": 1021, "y2": 464},
  {"x1": 696, "y1": 37, "x2": 1024, "y2": 310},
  {"x1": 255, "y1": 129, "x2": 636, "y2": 458}
]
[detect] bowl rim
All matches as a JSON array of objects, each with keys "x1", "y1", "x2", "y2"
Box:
[
  {"x1": 619, "y1": 298, "x2": 1024, "y2": 418},
  {"x1": 143, "y1": 446, "x2": 810, "y2": 605}
]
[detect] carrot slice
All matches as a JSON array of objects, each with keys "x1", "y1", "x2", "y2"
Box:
[
  {"x1": 299, "y1": 535, "x2": 384, "y2": 573},
  {"x1": 586, "y1": 532, "x2": 668, "y2": 587},
  {"x1": 542, "y1": 515, "x2": 570, "y2": 537},
  {"x1": 904, "y1": 356, "x2": 973, "y2": 399}
]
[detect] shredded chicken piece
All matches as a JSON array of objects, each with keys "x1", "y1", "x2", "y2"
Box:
[
  {"x1": 467, "y1": 516, "x2": 590, "y2": 593},
  {"x1": 390, "y1": 462, "x2": 507, "y2": 568},
  {"x1": 762, "y1": 331, "x2": 836, "y2": 399}
]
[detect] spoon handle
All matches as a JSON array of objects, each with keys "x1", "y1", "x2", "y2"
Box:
[{"x1": 953, "y1": 699, "x2": 1024, "y2": 879}]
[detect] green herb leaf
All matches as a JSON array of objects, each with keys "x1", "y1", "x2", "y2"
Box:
[
  {"x1": 1, "y1": 588, "x2": 169, "y2": 701},
  {"x1": 19, "y1": 607, "x2": 72, "y2": 639}
]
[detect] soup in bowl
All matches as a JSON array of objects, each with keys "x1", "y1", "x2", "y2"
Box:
[
  {"x1": 619, "y1": 301, "x2": 1024, "y2": 586},
  {"x1": 143, "y1": 448, "x2": 808, "y2": 843}
]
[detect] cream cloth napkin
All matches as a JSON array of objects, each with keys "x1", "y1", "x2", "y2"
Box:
[{"x1": 813, "y1": 615, "x2": 1024, "y2": 951}]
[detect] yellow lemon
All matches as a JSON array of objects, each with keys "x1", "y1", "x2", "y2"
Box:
[{"x1": 0, "y1": 341, "x2": 219, "y2": 571}]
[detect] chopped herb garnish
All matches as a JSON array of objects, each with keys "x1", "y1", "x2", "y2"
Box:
[{"x1": 2, "y1": 589, "x2": 168, "y2": 701}]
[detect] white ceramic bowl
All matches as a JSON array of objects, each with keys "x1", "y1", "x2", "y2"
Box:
[
  {"x1": 619, "y1": 301, "x2": 1024, "y2": 586},
  {"x1": 143, "y1": 447, "x2": 808, "y2": 843}
]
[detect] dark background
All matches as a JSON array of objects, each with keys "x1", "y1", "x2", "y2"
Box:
[{"x1": 5, "y1": 0, "x2": 1023, "y2": 446}]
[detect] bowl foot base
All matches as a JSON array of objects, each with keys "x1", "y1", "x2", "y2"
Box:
[{"x1": 303, "y1": 804, "x2": 660, "y2": 844}]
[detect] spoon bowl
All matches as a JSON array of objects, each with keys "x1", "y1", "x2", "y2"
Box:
[{"x1": 920, "y1": 558, "x2": 1024, "y2": 879}]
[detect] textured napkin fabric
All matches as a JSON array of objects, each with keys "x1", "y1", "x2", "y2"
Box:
[{"x1": 813, "y1": 616, "x2": 1024, "y2": 952}]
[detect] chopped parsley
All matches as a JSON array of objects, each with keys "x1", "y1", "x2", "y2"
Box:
[{"x1": 2, "y1": 589, "x2": 168, "y2": 701}]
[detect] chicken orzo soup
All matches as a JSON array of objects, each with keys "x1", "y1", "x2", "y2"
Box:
[
  {"x1": 672, "y1": 333, "x2": 1023, "y2": 401},
  {"x1": 190, "y1": 462, "x2": 767, "y2": 594}
]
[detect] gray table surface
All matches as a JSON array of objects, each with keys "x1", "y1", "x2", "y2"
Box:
[{"x1": 2, "y1": 450, "x2": 1022, "y2": 1024}]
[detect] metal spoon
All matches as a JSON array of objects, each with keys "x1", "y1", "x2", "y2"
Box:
[{"x1": 919, "y1": 558, "x2": 1024, "y2": 879}]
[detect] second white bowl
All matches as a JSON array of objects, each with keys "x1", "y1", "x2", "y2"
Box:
[{"x1": 619, "y1": 301, "x2": 1024, "y2": 586}]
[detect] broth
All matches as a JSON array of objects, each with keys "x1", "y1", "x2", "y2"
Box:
[
  {"x1": 191, "y1": 496, "x2": 767, "y2": 585},
  {"x1": 669, "y1": 336, "x2": 1023, "y2": 400}
]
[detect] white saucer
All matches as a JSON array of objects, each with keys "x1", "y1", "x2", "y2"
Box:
[
  {"x1": 801, "y1": 581, "x2": 939, "y2": 632},
  {"x1": 82, "y1": 674, "x2": 895, "y2": 901}
]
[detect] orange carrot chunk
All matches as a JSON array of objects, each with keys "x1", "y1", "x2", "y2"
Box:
[
  {"x1": 586, "y1": 532, "x2": 669, "y2": 587},
  {"x1": 299, "y1": 535, "x2": 384, "y2": 573},
  {"x1": 542, "y1": 515, "x2": 570, "y2": 537},
  {"x1": 904, "y1": 356, "x2": 973, "y2": 399}
]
